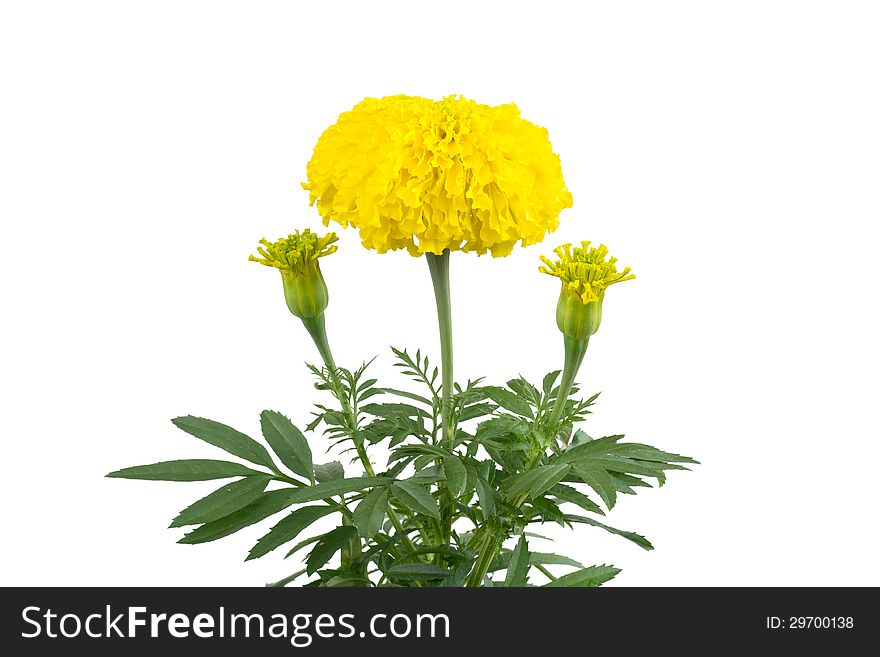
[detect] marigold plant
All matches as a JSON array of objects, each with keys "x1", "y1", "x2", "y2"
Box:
[{"x1": 109, "y1": 95, "x2": 695, "y2": 588}]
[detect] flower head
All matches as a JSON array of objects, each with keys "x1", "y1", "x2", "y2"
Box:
[
  {"x1": 303, "y1": 95, "x2": 573, "y2": 257},
  {"x1": 249, "y1": 230, "x2": 338, "y2": 319},
  {"x1": 540, "y1": 241, "x2": 634, "y2": 340}
]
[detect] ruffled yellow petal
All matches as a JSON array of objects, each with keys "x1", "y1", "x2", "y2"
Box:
[{"x1": 303, "y1": 95, "x2": 573, "y2": 257}]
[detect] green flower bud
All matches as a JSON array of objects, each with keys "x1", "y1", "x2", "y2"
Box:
[
  {"x1": 556, "y1": 289, "x2": 603, "y2": 340},
  {"x1": 540, "y1": 241, "x2": 634, "y2": 339},
  {"x1": 250, "y1": 229, "x2": 339, "y2": 320},
  {"x1": 280, "y1": 266, "x2": 329, "y2": 320}
]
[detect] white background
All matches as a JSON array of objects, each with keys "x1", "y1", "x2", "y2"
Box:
[{"x1": 2, "y1": 0, "x2": 878, "y2": 587}]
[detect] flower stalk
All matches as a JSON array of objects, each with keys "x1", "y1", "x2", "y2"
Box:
[
  {"x1": 425, "y1": 250, "x2": 454, "y2": 450},
  {"x1": 547, "y1": 335, "x2": 589, "y2": 431}
]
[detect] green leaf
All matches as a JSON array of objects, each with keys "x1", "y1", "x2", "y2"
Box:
[
  {"x1": 475, "y1": 477, "x2": 495, "y2": 519},
  {"x1": 530, "y1": 552, "x2": 583, "y2": 568},
  {"x1": 609, "y1": 443, "x2": 699, "y2": 465},
  {"x1": 313, "y1": 461, "x2": 344, "y2": 483},
  {"x1": 352, "y1": 487, "x2": 389, "y2": 539},
  {"x1": 481, "y1": 386, "x2": 534, "y2": 418},
  {"x1": 380, "y1": 388, "x2": 434, "y2": 407},
  {"x1": 259, "y1": 411, "x2": 313, "y2": 482},
  {"x1": 543, "y1": 565, "x2": 621, "y2": 587},
  {"x1": 287, "y1": 477, "x2": 391, "y2": 504},
  {"x1": 464, "y1": 460, "x2": 478, "y2": 497},
  {"x1": 386, "y1": 563, "x2": 454, "y2": 581},
  {"x1": 549, "y1": 483, "x2": 604, "y2": 516},
  {"x1": 458, "y1": 403, "x2": 497, "y2": 423},
  {"x1": 362, "y1": 402, "x2": 426, "y2": 418},
  {"x1": 566, "y1": 515, "x2": 654, "y2": 551},
  {"x1": 247, "y1": 505, "x2": 338, "y2": 560},
  {"x1": 501, "y1": 464, "x2": 571, "y2": 500},
  {"x1": 171, "y1": 416, "x2": 276, "y2": 469},
  {"x1": 504, "y1": 535, "x2": 530, "y2": 587},
  {"x1": 107, "y1": 459, "x2": 262, "y2": 482},
  {"x1": 570, "y1": 464, "x2": 617, "y2": 510},
  {"x1": 542, "y1": 370, "x2": 561, "y2": 396},
  {"x1": 170, "y1": 475, "x2": 271, "y2": 527},
  {"x1": 178, "y1": 488, "x2": 299, "y2": 544},
  {"x1": 589, "y1": 456, "x2": 666, "y2": 481},
  {"x1": 323, "y1": 573, "x2": 372, "y2": 587},
  {"x1": 529, "y1": 497, "x2": 565, "y2": 524},
  {"x1": 556, "y1": 435, "x2": 626, "y2": 463},
  {"x1": 611, "y1": 473, "x2": 652, "y2": 494},
  {"x1": 391, "y1": 481, "x2": 440, "y2": 519},
  {"x1": 506, "y1": 378, "x2": 540, "y2": 404},
  {"x1": 306, "y1": 526, "x2": 357, "y2": 574},
  {"x1": 443, "y1": 455, "x2": 467, "y2": 497}
]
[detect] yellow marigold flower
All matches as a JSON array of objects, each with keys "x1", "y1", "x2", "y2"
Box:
[
  {"x1": 249, "y1": 230, "x2": 338, "y2": 319},
  {"x1": 303, "y1": 95, "x2": 573, "y2": 257},
  {"x1": 540, "y1": 241, "x2": 634, "y2": 340}
]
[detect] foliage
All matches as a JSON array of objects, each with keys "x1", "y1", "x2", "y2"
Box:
[{"x1": 108, "y1": 348, "x2": 696, "y2": 587}]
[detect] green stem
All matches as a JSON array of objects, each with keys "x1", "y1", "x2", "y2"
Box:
[
  {"x1": 468, "y1": 336, "x2": 590, "y2": 587},
  {"x1": 302, "y1": 314, "x2": 336, "y2": 370},
  {"x1": 425, "y1": 251, "x2": 454, "y2": 450},
  {"x1": 535, "y1": 564, "x2": 557, "y2": 582},
  {"x1": 300, "y1": 313, "x2": 420, "y2": 560},
  {"x1": 465, "y1": 520, "x2": 500, "y2": 587},
  {"x1": 426, "y1": 251, "x2": 456, "y2": 554},
  {"x1": 547, "y1": 335, "x2": 589, "y2": 430}
]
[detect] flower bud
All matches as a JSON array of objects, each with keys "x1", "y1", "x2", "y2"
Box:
[
  {"x1": 280, "y1": 267, "x2": 329, "y2": 319},
  {"x1": 555, "y1": 288, "x2": 603, "y2": 340},
  {"x1": 250, "y1": 230, "x2": 339, "y2": 320},
  {"x1": 540, "y1": 241, "x2": 634, "y2": 340}
]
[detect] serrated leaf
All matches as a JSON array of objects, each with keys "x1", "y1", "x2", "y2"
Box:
[
  {"x1": 107, "y1": 459, "x2": 262, "y2": 482},
  {"x1": 313, "y1": 461, "x2": 344, "y2": 483},
  {"x1": 458, "y1": 402, "x2": 496, "y2": 423},
  {"x1": 178, "y1": 488, "x2": 299, "y2": 544},
  {"x1": 530, "y1": 552, "x2": 583, "y2": 568},
  {"x1": 287, "y1": 477, "x2": 391, "y2": 504},
  {"x1": 566, "y1": 515, "x2": 654, "y2": 551},
  {"x1": 362, "y1": 403, "x2": 426, "y2": 418},
  {"x1": 611, "y1": 473, "x2": 652, "y2": 494},
  {"x1": 506, "y1": 378, "x2": 540, "y2": 404},
  {"x1": 543, "y1": 565, "x2": 621, "y2": 587},
  {"x1": 247, "y1": 505, "x2": 338, "y2": 560},
  {"x1": 391, "y1": 481, "x2": 440, "y2": 519},
  {"x1": 481, "y1": 386, "x2": 534, "y2": 418},
  {"x1": 260, "y1": 411, "x2": 313, "y2": 482},
  {"x1": 504, "y1": 535, "x2": 530, "y2": 587},
  {"x1": 443, "y1": 455, "x2": 466, "y2": 497},
  {"x1": 609, "y1": 443, "x2": 699, "y2": 465},
  {"x1": 306, "y1": 526, "x2": 358, "y2": 574},
  {"x1": 381, "y1": 387, "x2": 434, "y2": 407},
  {"x1": 386, "y1": 563, "x2": 454, "y2": 581},
  {"x1": 549, "y1": 483, "x2": 605, "y2": 515},
  {"x1": 542, "y1": 370, "x2": 561, "y2": 395},
  {"x1": 529, "y1": 497, "x2": 566, "y2": 524},
  {"x1": 570, "y1": 464, "x2": 617, "y2": 510},
  {"x1": 589, "y1": 456, "x2": 666, "y2": 480},
  {"x1": 171, "y1": 416, "x2": 276, "y2": 469},
  {"x1": 464, "y1": 460, "x2": 478, "y2": 497},
  {"x1": 501, "y1": 464, "x2": 571, "y2": 500},
  {"x1": 324, "y1": 573, "x2": 372, "y2": 587},
  {"x1": 475, "y1": 477, "x2": 495, "y2": 519},
  {"x1": 556, "y1": 435, "x2": 626, "y2": 463},
  {"x1": 352, "y1": 487, "x2": 388, "y2": 539},
  {"x1": 170, "y1": 475, "x2": 271, "y2": 527}
]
